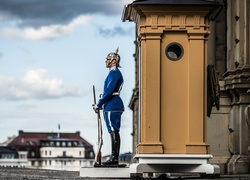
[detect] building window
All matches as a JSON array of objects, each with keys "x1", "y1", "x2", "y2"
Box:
[
  {"x1": 62, "y1": 142, "x2": 66, "y2": 147},
  {"x1": 68, "y1": 142, "x2": 72, "y2": 147},
  {"x1": 31, "y1": 151, "x2": 35, "y2": 157},
  {"x1": 79, "y1": 151, "x2": 81, "y2": 156},
  {"x1": 19, "y1": 153, "x2": 26, "y2": 159},
  {"x1": 90, "y1": 152, "x2": 94, "y2": 157},
  {"x1": 56, "y1": 142, "x2": 60, "y2": 147},
  {"x1": 49, "y1": 151, "x2": 52, "y2": 156},
  {"x1": 63, "y1": 151, "x2": 66, "y2": 156},
  {"x1": 50, "y1": 141, "x2": 54, "y2": 146},
  {"x1": 165, "y1": 42, "x2": 184, "y2": 61}
]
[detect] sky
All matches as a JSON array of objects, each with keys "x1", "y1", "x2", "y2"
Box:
[{"x1": 0, "y1": 0, "x2": 135, "y2": 156}]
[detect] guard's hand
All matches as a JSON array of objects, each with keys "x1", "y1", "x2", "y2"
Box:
[{"x1": 92, "y1": 104, "x2": 99, "y2": 113}]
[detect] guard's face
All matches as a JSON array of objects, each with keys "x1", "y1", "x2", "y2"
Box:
[{"x1": 105, "y1": 58, "x2": 112, "y2": 68}]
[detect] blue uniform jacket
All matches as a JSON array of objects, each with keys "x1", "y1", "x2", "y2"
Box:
[{"x1": 97, "y1": 67, "x2": 124, "y2": 112}]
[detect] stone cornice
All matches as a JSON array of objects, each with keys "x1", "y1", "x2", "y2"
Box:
[{"x1": 223, "y1": 65, "x2": 250, "y2": 86}]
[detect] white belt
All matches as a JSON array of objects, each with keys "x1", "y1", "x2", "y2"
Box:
[{"x1": 112, "y1": 83, "x2": 123, "y2": 96}]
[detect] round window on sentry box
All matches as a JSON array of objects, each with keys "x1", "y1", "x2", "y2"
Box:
[{"x1": 165, "y1": 42, "x2": 184, "y2": 61}]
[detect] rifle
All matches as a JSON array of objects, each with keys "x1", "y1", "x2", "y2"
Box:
[{"x1": 93, "y1": 85, "x2": 103, "y2": 165}]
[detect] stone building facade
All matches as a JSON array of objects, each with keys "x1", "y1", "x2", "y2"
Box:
[{"x1": 128, "y1": 0, "x2": 250, "y2": 174}]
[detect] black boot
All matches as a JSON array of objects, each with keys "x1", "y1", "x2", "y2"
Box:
[{"x1": 102, "y1": 131, "x2": 120, "y2": 165}]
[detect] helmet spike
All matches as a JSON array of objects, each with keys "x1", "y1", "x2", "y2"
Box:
[{"x1": 115, "y1": 47, "x2": 121, "y2": 68}]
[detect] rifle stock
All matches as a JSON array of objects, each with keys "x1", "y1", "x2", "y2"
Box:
[{"x1": 93, "y1": 85, "x2": 103, "y2": 165}]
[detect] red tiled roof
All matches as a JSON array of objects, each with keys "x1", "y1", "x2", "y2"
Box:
[{"x1": 8, "y1": 131, "x2": 93, "y2": 147}]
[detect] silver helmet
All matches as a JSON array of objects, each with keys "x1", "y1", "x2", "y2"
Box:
[{"x1": 106, "y1": 48, "x2": 121, "y2": 67}]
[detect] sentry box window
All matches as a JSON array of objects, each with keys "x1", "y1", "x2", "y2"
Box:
[{"x1": 165, "y1": 42, "x2": 184, "y2": 61}]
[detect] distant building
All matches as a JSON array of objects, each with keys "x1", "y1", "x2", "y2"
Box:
[
  {"x1": 102, "y1": 152, "x2": 132, "y2": 166},
  {"x1": 0, "y1": 146, "x2": 28, "y2": 168},
  {"x1": 119, "y1": 152, "x2": 132, "y2": 165},
  {"x1": 0, "y1": 135, "x2": 16, "y2": 146},
  {"x1": 5, "y1": 130, "x2": 95, "y2": 171}
]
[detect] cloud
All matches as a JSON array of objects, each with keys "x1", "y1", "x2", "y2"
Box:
[
  {"x1": 0, "y1": 0, "x2": 128, "y2": 28},
  {"x1": 98, "y1": 25, "x2": 133, "y2": 37},
  {"x1": 0, "y1": 69, "x2": 85, "y2": 100},
  {"x1": 0, "y1": 15, "x2": 94, "y2": 40},
  {"x1": 0, "y1": 0, "x2": 134, "y2": 40}
]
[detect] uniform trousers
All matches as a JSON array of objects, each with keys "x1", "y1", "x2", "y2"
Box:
[{"x1": 103, "y1": 111, "x2": 123, "y2": 133}]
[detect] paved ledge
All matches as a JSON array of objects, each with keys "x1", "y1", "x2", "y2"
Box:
[
  {"x1": 0, "y1": 167, "x2": 250, "y2": 179},
  {"x1": 0, "y1": 167, "x2": 80, "y2": 180}
]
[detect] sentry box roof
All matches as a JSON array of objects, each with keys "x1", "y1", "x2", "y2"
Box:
[{"x1": 122, "y1": 0, "x2": 223, "y2": 22}]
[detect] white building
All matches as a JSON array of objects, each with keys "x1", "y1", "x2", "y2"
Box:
[
  {"x1": 0, "y1": 147, "x2": 28, "y2": 168},
  {"x1": 37, "y1": 138, "x2": 93, "y2": 171},
  {"x1": 6, "y1": 131, "x2": 95, "y2": 171}
]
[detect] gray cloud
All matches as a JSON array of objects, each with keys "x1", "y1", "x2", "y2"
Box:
[
  {"x1": 98, "y1": 25, "x2": 134, "y2": 37},
  {"x1": 0, "y1": 0, "x2": 127, "y2": 28}
]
